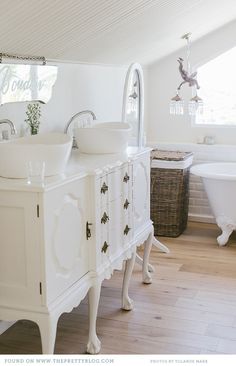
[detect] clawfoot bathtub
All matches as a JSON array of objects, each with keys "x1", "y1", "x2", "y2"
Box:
[{"x1": 191, "y1": 163, "x2": 236, "y2": 246}]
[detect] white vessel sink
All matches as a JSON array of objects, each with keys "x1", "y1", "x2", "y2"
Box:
[
  {"x1": 74, "y1": 122, "x2": 131, "y2": 154},
  {"x1": 0, "y1": 133, "x2": 72, "y2": 178}
]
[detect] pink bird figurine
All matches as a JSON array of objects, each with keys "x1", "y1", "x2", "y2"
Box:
[{"x1": 177, "y1": 57, "x2": 200, "y2": 90}]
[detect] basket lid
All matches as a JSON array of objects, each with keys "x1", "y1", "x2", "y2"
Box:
[{"x1": 151, "y1": 149, "x2": 193, "y2": 161}]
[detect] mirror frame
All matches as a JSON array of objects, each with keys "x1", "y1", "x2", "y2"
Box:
[{"x1": 122, "y1": 63, "x2": 144, "y2": 147}]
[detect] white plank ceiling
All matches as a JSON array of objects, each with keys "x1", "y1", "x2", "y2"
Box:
[{"x1": 0, "y1": 0, "x2": 236, "y2": 65}]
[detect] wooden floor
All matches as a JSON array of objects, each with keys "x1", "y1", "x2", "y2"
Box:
[{"x1": 1, "y1": 221, "x2": 236, "y2": 354}]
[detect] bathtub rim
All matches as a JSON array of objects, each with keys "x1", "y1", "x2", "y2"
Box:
[{"x1": 190, "y1": 162, "x2": 236, "y2": 181}]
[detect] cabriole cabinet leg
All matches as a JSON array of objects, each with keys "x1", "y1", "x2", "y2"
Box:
[
  {"x1": 122, "y1": 249, "x2": 136, "y2": 311},
  {"x1": 136, "y1": 252, "x2": 155, "y2": 273},
  {"x1": 142, "y1": 228, "x2": 153, "y2": 284},
  {"x1": 87, "y1": 281, "x2": 102, "y2": 354},
  {"x1": 38, "y1": 315, "x2": 58, "y2": 354}
]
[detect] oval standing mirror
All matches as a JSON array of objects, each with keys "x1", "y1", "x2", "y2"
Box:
[{"x1": 122, "y1": 63, "x2": 144, "y2": 147}]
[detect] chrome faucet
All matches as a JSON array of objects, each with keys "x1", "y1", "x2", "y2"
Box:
[
  {"x1": 64, "y1": 110, "x2": 96, "y2": 134},
  {"x1": 64, "y1": 110, "x2": 96, "y2": 148},
  {"x1": 0, "y1": 119, "x2": 17, "y2": 139}
]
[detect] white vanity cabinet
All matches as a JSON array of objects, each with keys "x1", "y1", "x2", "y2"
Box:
[{"x1": 0, "y1": 147, "x2": 153, "y2": 354}]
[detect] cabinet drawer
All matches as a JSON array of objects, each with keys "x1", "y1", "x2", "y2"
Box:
[
  {"x1": 100, "y1": 224, "x2": 109, "y2": 252},
  {"x1": 121, "y1": 163, "x2": 132, "y2": 197},
  {"x1": 99, "y1": 175, "x2": 109, "y2": 208},
  {"x1": 123, "y1": 197, "x2": 131, "y2": 212},
  {"x1": 100, "y1": 223, "x2": 110, "y2": 267},
  {"x1": 108, "y1": 169, "x2": 122, "y2": 201},
  {"x1": 123, "y1": 222, "x2": 132, "y2": 245},
  {"x1": 99, "y1": 169, "x2": 122, "y2": 204}
]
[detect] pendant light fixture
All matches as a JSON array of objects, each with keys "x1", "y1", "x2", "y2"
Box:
[{"x1": 170, "y1": 33, "x2": 203, "y2": 116}]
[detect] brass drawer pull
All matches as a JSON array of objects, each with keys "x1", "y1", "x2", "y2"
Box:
[
  {"x1": 101, "y1": 241, "x2": 109, "y2": 253},
  {"x1": 124, "y1": 199, "x2": 130, "y2": 210},
  {"x1": 86, "y1": 222, "x2": 92, "y2": 240},
  {"x1": 101, "y1": 182, "x2": 108, "y2": 194},
  {"x1": 124, "y1": 225, "x2": 131, "y2": 235},
  {"x1": 123, "y1": 172, "x2": 130, "y2": 183},
  {"x1": 101, "y1": 212, "x2": 109, "y2": 224}
]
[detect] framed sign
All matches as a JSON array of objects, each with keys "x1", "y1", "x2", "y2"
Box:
[{"x1": 0, "y1": 63, "x2": 57, "y2": 104}]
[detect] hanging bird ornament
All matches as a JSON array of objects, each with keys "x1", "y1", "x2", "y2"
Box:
[
  {"x1": 169, "y1": 33, "x2": 203, "y2": 116},
  {"x1": 177, "y1": 57, "x2": 200, "y2": 90}
]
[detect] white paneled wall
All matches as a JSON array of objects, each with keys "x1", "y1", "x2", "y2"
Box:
[
  {"x1": 189, "y1": 174, "x2": 213, "y2": 222},
  {"x1": 152, "y1": 143, "x2": 236, "y2": 223},
  {"x1": 189, "y1": 157, "x2": 214, "y2": 223}
]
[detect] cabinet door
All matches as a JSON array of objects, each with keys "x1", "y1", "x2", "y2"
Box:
[
  {"x1": 0, "y1": 191, "x2": 42, "y2": 308},
  {"x1": 133, "y1": 151, "x2": 151, "y2": 235},
  {"x1": 43, "y1": 177, "x2": 90, "y2": 305}
]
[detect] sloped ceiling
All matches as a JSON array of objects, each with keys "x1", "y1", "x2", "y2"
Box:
[{"x1": 0, "y1": 0, "x2": 236, "y2": 65}]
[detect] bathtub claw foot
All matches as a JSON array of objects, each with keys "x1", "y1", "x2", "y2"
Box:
[{"x1": 216, "y1": 216, "x2": 236, "y2": 246}]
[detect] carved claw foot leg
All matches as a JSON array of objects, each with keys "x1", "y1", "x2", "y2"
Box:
[
  {"x1": 122, "y1": 296, "x2": 134, "y2": 311},
  {"x1": 216, "y1": 216, "x2": 236, "y2": 246},
  {"x1": 152, "y1": 236, "x2": 170, "y2": 254},
  {"x1": 147, "y1": 263, "x2": 155, "y2": 273},
  {"x1": 122, "y1": 249, "x2": 136, "y2": 311},
  {"x1": 148, "y1": 263, "x2": 155, "y2": 273},
  {"x1": 135, "y1": 233, "x2": 169, "y2": 274},
  {"x1": 87, "y1": 335, "x2": 101, "y2": 355},
  {"x1": 136, "y1": 253, "x2": 154, "y2": 273},
  {"x1": 142, "y1": 228, "x2": 154, "y2": 284},
  {"x1": 87, "y1": 281, "x2": 101, "y2": 354}
]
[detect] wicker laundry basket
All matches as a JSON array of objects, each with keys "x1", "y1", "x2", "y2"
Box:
[{"x1": 150, "y1": 150, "x2": 193, "y2": 237}]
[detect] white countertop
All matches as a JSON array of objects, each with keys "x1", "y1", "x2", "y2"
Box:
[{"x1": 0, "y1": 146, "x2": 151, "y2": 192}]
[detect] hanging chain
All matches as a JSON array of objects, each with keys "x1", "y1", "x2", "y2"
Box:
[
  {"x1": 181, "y1": 32, "x2": 192, "y2": 74},
  {"x1": 0, "y1": 52, "x2": 46, "y2": 65},
  {"x1": 186, "y1": 36, "x2": 191, "y2": 74}
]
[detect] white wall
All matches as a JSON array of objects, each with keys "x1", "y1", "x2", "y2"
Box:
[
  {"x1": 146, "y1": 20, "x2": 236, "y2": 145},
  {"x1": 0, "y1": 62, "x2": 127, "y2": 136}
]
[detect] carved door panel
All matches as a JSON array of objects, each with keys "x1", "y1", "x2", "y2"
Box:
[
  {"x1": 0, "y1": 191, "x2": 41, "y2": 308},
  {"x1": 43, "y1": 177, "x2": 89, "y2": 305}
]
